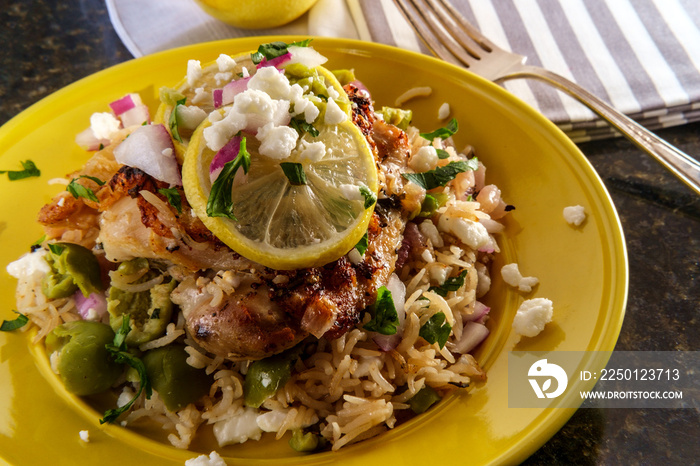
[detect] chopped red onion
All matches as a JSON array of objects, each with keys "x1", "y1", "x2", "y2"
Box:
[
  {"x1": 452, "y1": 321, "x2": 489, "y2": 354},
  {"x1": 286, "y1": 46, "x2": 327, "y2": 69},
  {"x1": 113, "y1": 124, "x2": 181, "y2": 186},
  {"x1": 209, "y1": 135, "x2": 241, "y2": 182},
  {"x1": 221, "y1": 77, "x2": 251, "y2": 106},
  {"x1": 109, "y1": 93, "x2": 139, "y2": 116},
  {"x1": 75, "y1": 127, "x2": 109, "y2": 151},
  {"x1": 349, "y1": 80, "x2": 371, "y2": 97},
  {"x1": 213, "y1": 89, "x2": 223, "y2": 108},
  {"x1": 257, "y1": 52, "x2": 292, "y2": 69},
  {"x1": 75, "y1": 291, "x2": 108, "y2": 321},
  {"x1": 119, "y1": 104, "x2": 151, "y2": 127},
  {"x1": 465, "y1": 301, "x2": 491, "y2": 323}
]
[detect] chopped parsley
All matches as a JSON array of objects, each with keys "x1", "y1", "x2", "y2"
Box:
[
  {"x1": 429, "y1": 270, "x2": 468, "y2": 297},
  {"x1": 251, "y1": 39, "x2": 313, "y2": 64},
  {"x1": 363, "y1": 286, "x2": 399, "y2": 335},
  {"x1": 168, "y1": 97, "x2": 187, "y2": 143},
  {"x1": 289, "y1": 117, "x2": 319, "y2": 137},
  {"x1": 419, "y1": 312, "x2": 452, "y2": 348},
  {"x1": 420, "y1": 118, "x2": 458, "y2": 141},
  {"x1": 100, "y1": 316, "x2": 151, "y2": 424},
  {"x1": 206, "y1": 136, "x2": 251, "y2": 219},
  {"x1": 0, "y1": 311, "x2": 29, "y2": 332},
  {"x1": 359, "y1": 185, "x2": 377, "y2": 209},
  {"x1": 158, "y1": 187, "x2": 182, "y2": 214},
  {"x1": 0, "y1": 160, "x2": 40, "y2": 181},
  {"x1": 280, "y1": 162, "x2": 307, "y2": 185},
  {"x1": 354, "y1": 231, "x2": 369, "y2": 256},
  {"x1": 402, "y1": 159, "x2": 479, "y2": 191},
  {"x1": 66, "y1": 176, "x2": 105, "y2": 203}
]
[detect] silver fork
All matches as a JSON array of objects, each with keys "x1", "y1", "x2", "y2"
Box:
[{"x1": 393, "y1": 0, "x2": 700, "y2": 195}]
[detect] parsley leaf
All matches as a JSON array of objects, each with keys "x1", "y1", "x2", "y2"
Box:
[
  {"x1": 0, "y1": 160, "x2": 41, "y2": 181},
  {"x1": 354, "y1": 231, "x2": 369, "y2": 256},
  {"x1": 280, "y1": 162, "x2": 307, "y2": 185},
  {"x1": 364, "y1": 286, "x2": 399, "y2": 335},
  {"x1": 419, "y1": 312, "x2": 452, "y2": 348},
  {"x1": 289, "y1": 117, "x2": 319, "y2": 137},
  {"x1": 251, "y1": 39, "x2": 313, "y2": 64},
  {"x1": 100, "y1": 316, "x2": 151, "y2": 424},
  {"x1": 359, "y1": 185, "x2": 377, "y2": 209},
  {"x1": 206, "y1": 136, "x2": 251, "y2": 219},
  {"x1": 0, "y1": 311, "x2": 29, "y2": 332},
  {"x1": 429, "y1": 270, "x2": 468, "y2": 297},
  {"x1": 158, "y1": 187, "x2": 182, "y2": 214},
  {"x1": 169, "y1": 97, "x2": 187, "y2": 143},
  {"x1": 66, "y1": 175, "x2": 105, "y2": 202},
  {"x1": 402, "y1": 159, "x2": 479, "y2": 191},
  {"x1": 420, "y1": 118, "x2": 458, "y2": 141}
]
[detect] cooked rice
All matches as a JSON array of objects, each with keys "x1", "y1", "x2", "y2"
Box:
[{"x1": 12, "y1": 119, "x2": 502, "y2": 453}]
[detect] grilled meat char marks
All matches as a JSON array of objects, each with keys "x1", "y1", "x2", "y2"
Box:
[{"x1": 182, "y1": 84, "x2": 413, "y2": 359}]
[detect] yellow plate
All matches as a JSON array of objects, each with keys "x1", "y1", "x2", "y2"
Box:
[{"x1": 0, "y1": 37, "x2": 627, "y2": 465}]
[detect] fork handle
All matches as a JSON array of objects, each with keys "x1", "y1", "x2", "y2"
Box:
[{"x1": 497, "y1": 66, "x2": 700, "y2": 195}]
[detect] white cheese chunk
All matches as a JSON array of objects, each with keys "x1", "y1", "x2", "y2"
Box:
[
  {"x1": 6, "y1": 250, "x2": 50, "y2": 279},
  {"x1": 324, "y1": 98, "x2": 347, "y2": 125},
  {"x1": 216, "y1": 54, "x2": 237, "y2": 72},
  {"x1": 563, "y1": 205, "x2": 587, "y2": 226},
  {"x1": 213, "y1": 407, "x2": 263, "y2": 446},
  {"x1": 185, "y1": 451, "x2": 227, "y2": 466},
  {"x1": 89, "y1": 112, "x2": 121, "y2": 139},
  {"x1": 256, "y1": 122, "x2": 299, "y2": 160},
  {"x1": 186, "y1": 59, "x2": 203, "y2": 87},
  {"x1": 512, "y1": 297, "x2": 553, "y2": 338},
  {"x1": 500, "y1": 263, "x2": 539, "y2": 292}
]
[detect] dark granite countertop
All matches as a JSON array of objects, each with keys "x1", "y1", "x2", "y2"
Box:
[{"x1": 1, "y1": 1, "x2": 698, "y2": 464}]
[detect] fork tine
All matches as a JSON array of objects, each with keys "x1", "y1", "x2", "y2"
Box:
[
  {"x1": 432, "y1": 0, "x2": 495, "y2": 53},
  {"x1": 393, "y1": 0, "x2": 473, "y2": 67}
]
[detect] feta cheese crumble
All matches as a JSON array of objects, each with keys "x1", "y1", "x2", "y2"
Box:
[
  {"x1": 500, "y1": 263, "x2": 539, "y2": 292},
  {"x1": 216, "y1": 53, "x2": 236, "y2": 72},
  {"x1": 438, "y1": 214, "x2": 490, "y2": 250},
  {"x1": 563, "y1": 205, "x2": 587, "y2": 226},
  {"x1": 89, "y1": 112, "x2": 121, "y2": 140},
  {"x1": 186, "y1": 60, "x2": 203, "y2": 87},
  {"x1": 185, "y1": 451, "x2": 226, "y2": 466},
  {"x1": 438, "y1": 102, "x2": 451, "y2": 120},
  {"x1": 79, "y1": 430, "x2": 90, "y2": 443},
  {"x1": 6, "y1": 250, "x2": 50, "y2": 279},
  {"x1": 512, "y1": 297, "x2": 554, "y2": 338}
]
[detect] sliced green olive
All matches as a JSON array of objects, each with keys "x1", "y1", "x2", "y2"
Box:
[
  {"x1": 45, "y1": 321, "x2": 122, "y2": 396},
  {"x1": 289, "y1": 429, "x2": 324, "y2": 452},
  {"x1": 142, "y1": 345, "x2": 213, "y2": 411},
  {"x1": 408, "y1": 385, "x2": 441, "y2": 414},
  {"x1": 244, "y1": 345, "x2": 303, "y2": 408},
  {"x1": 107, "y1": 259, "x2": 176, "y2": 346},
  {"x1": 42, "y1": 242, "x2": 103, "y2": 299}
]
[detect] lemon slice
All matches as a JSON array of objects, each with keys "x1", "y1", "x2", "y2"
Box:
[{"x1": 183, "y1": 118, "x2": 378, "y2": 270}]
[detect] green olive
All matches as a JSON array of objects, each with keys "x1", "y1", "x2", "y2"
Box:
[
  {"x1": 408, "y1": 385, "x2": 441, "y2": 414},
  {"x1": 289, "y1": 429, "x2": 325, "y2": 452},
  {"x1": 42, "y1": 242, "x2": 103, "y2": 299},
  {"x1": 142, "y1": 345, "x2": 212, "y2": 411},
  {"x1": 45, "y1": 321, "x2": 122, "y2": 396},
  {"x1": 244, "y1": 345, "x2": 302, "y2": 408},
  {"x1": 107, "y1": 259, "x2": 175, "y2": 346}
]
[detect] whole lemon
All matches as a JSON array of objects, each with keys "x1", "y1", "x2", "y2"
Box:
[{"x1": 193, "y1": 0, "x2": 320, "y2": 29}]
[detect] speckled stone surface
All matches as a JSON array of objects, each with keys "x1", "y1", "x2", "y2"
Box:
[{"x1": 1, "y1": 0, "x2": 698, "y2": 464}]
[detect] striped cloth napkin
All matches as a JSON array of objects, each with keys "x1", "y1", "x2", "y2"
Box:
[
  {"x1": 107, "y1": 0, "x2": 700, "y2": 142},
  {"x1": 349, "y1": 0, "x2": 700, "y2": 142}
]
